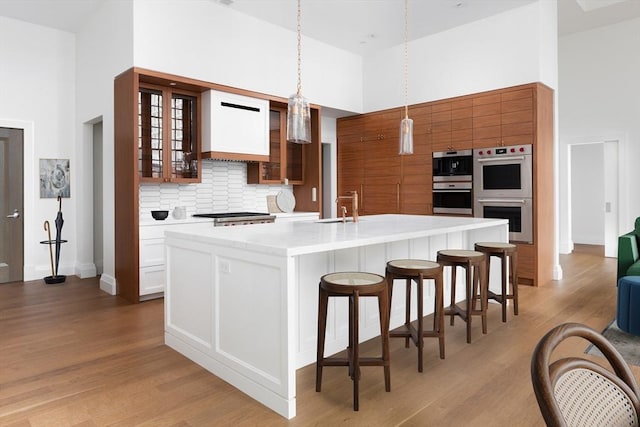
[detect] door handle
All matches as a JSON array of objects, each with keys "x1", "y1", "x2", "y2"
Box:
[
  {"x1": 6, "y1": 209, "x2": 20, "y2": 219},
  {"x1": 476, "y1": 156, "x2": 526, "y2": 163},
  {"x1": 477, "y1": 199, "x2": 526, "y2": 204}
]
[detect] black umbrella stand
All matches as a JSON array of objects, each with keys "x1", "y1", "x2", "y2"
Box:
[{"x1": 40, "y1": 196, "x2": 67, "y2": 284}]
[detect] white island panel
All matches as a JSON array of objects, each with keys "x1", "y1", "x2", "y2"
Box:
[{"x1": 164, "y1": 214, "x2": 508, "y2": 419}]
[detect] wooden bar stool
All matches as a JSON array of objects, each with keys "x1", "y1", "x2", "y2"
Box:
[
  {"x1": 385, "y1": 259, "x2": 444, "y2": 372},
  {"x1": 474, "y1": 242, "x2": 518, "y2": 322},
  {"x1": 436, "y1": 249, "x2": 487, "y2": 344},
  {"x1": 316, "y1": 272, "x2": 390, "y2": 411}
]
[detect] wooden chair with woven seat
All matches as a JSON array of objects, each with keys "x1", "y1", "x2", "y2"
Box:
[
  {"x1": 531, "y1": 322, "x2": 640, "y2": 427},
  {"x1": 316, "y1": 271, "x2": 391, "y2": 411}
]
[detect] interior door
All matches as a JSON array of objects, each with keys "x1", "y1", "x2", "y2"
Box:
[
  {"x1": 603, "y1": 140, "x2": 619, "y2": 258},
  {"x1": 0, "y1": 127, "x2": 24, "y2": 283}
]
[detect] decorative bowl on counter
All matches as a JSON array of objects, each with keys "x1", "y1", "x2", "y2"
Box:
[{"x1": 151, "y1": 210, "x2": 169, "y2": 220}]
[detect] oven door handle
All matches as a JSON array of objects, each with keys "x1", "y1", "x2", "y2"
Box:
[
  {"x1": 433, "y1": 189, "x2": 472, "y2": 193},
  {"x1": 477, "y1": 198, "x2": 527, "y2": 204},
  {"x1": 476, "y1": 156, "x2": 526, "y2": 163}
]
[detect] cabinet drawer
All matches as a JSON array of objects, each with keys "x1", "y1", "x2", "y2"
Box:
[
  {"x1": 140, "y1": 225, "x2": 167, "y2": 240},
  {"x1": 140, "y1": 237, "x2": 164, "y2": 267},
  {"x1": 140, "y1": 265, "x2": 164, "y2": 295}
]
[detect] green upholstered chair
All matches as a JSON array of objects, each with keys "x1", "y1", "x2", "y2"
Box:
[{"x1": 618, "y1": 217, "x2": 640, "y2": 281}]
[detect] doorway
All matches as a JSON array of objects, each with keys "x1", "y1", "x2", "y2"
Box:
[
  {"x1": 0, "y1": 128, "x2": 24, "y2": 283},
  {"x1": 569, "y1": 140, "x2": 620, "y2": 258},
  {"x1": 93, "y1": 121, "x2": 104, "y2": 276}
]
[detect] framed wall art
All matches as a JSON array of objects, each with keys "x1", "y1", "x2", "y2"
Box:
[{"x1": 39, "y1": 158, "x2": 71, "y2": 198}]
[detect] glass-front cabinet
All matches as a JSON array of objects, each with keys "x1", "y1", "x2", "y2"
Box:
[
  {"x1": 247, "y1": 105, "x2": 304, "y2": 185},
  {"x1": 138, "y1": 84, "x2": 200, "y2": 183}
]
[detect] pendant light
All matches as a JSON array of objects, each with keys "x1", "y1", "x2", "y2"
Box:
[
  {"x1": 287, "y1": 0, "x2": 312, "y2": 144},
  {"x1": 399, "y1": 0, "x2": 413, "y2": 155}
]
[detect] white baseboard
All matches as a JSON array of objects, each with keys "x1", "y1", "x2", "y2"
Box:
[
  {"x1": 100, "y1": 274, "x2": 116, "y2": 295},
  {"x1": 75, "y1": 262, "x2": 97, "y2": 278},
  {"x1": 24, "y1": 263, "x2": 72, "y2": 281},
  {"x1": 553, "y1": 264, "x2": 564, "y2": 281},
  {"x1": 559, "y1": 240, "x2": 574, "y2": 254}
]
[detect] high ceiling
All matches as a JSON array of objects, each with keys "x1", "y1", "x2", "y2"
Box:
[{"x1": 1, "y1": 0, "x2": 640, "y2": 55}]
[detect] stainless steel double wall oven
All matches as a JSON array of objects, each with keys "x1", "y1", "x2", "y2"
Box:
[{"x1": 473, "y1": 144, "x2": 533, "y2": 243}]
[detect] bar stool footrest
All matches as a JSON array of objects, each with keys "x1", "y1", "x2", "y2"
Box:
[{"x1": 390, "y1": 324, "x2": 439, "y2": 341}]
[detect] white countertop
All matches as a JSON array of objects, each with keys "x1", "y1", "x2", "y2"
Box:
[{"x1": 165, "y1": 214, "x2": 508, "y2": 257}]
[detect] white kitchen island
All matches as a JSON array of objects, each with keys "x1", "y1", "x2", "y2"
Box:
[{"x1": 164, "y1": 214, "x2": 508, "y2": 419}]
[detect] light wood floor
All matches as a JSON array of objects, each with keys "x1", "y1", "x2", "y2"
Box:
[{"x1": 1, "y1": 249, "x2": 631, "y2": 426}]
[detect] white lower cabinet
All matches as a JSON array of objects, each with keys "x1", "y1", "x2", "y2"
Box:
[{"x1": 139, "y1": 221, "x2": 212, "y2": 299}]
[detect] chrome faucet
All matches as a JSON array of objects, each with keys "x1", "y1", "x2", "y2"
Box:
[{"x1": 336, "y1": 191, "x2": 358, "y2": 223}]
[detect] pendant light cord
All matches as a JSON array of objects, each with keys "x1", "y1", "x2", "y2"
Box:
[
  {"x1": 403, "y1": 0, "x2": 409, "y2": 120},
  {"x1": 297, "y1": 0, "x2": 302, "y2": 96}
]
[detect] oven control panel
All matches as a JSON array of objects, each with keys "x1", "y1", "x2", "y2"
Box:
[{"x1": 474, "y1": 144, "x2": 532, "y2": 158}]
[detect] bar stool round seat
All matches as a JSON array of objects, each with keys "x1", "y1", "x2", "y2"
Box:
[
  {"x1": 386, "y1": 259, "x2": 444, "y2": 372},
  {"x1": 474, "y1": 242, "x2": 518, "y2": 322},
  {"x1": 436, "y1": 249, "x2": 487, "y2": 344},
  {"x1": 316, "y1": 271, "x2": 390, "y2": 411}
]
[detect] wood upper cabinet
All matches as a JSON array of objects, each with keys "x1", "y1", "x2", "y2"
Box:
[
  {"x1": 362, "y1": 109, "x2": 402, "y2": 215},
  {"x1": 472, "y1": 88, "x2": 533, "y2": 149},
  {"x1": 401, "y1": 104, "x2": 432, "y2": 215},
  {"x1": 431, "y1": 99, "x2": 473, "y2": 153},
  {"x1": 337, "y1": 109, "x2": 402, "y2": 216},
  {"x1": 336, "y1": 116, "x2": 366, "y2": 216},
  {"x1": 338, "y1": 107, "x2": 433, "y2": 216},
  {"x1": 247, "y1": 104, "x2": 304, "y2": 185},
  {"x1": 138, "y1": 84, "x2": 201, "y2": 183}
]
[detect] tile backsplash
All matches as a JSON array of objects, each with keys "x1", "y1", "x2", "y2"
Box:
[{"x1": 139, "y1": 160, "x2": 291, "y2": 221}]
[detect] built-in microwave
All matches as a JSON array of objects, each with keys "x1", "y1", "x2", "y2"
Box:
[
  {"x1": 433, "y1": 182, "x2": 473, "y2": 215},
  {"x1": 473, "y1": 145, "x2": 532, "y2": 198},
  {"x1": 433, "y1": 149, "x2": 473, "y2": 182}
]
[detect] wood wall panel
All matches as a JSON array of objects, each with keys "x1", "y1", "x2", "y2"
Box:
[{"x1": 114, "y1": 68, "x2": 141, "y2": 303}]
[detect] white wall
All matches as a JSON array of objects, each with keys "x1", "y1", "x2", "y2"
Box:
[
  {"x1": 362, "y1": 1, "x2": 557, "y2": 111},
  {"x1": 558, "y1": 17, "x2": 640, "y2": 253},
  {"x1": 75, "y1": 0, "x2": 133, "y2": 292},
  {"x1": 571, "y1": 144, "x2": 604, "y2": 244},
  {"x1": 0, "y1": 17, "x2": 76, "y2": 281},
  {"x1": 132, "y1": 0, "x2": 363, "y2": 114}
]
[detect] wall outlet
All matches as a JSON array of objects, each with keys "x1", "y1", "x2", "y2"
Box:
[{"x1": 220, "y1": 260, "x2": 231, "y2": 274}]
